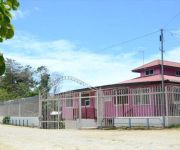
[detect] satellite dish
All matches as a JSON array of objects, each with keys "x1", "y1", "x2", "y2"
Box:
[{"x1": 50, "y1": 111, "x2": 61, "y2": 116}]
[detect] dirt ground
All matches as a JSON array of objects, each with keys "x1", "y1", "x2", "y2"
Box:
[{"x1": 0, "y1": 124, "x2": 180, "y2": 150}]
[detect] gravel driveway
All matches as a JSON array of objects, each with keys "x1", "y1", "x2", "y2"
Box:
[{"x1": 0, "y1": 124, "x2": 180, "y2": 150}]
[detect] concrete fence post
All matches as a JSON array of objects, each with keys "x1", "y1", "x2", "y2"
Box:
[
  {"x1": 78, "y1": 92, "x2": 82, "y2": 129},
  {"x1": 128, "y1": 118, "x2": 131, "y2": 128},
  {"x1": 96, "y1": 89, "x2": 100, "y2": 127},
  {"x1": 18, "y1": 102, "x2": 21, "y2": 117},
  {"x1": 146, "y1": 118, "x2": 150, "y2": 128},
  {"x1": 165, "y1": 86, "x2": 169, "y2": 127}
]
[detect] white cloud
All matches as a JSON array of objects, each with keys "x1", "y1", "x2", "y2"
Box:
[
  {"x1": 34, "y1": 7, "x2": 41, "y2": 12},
  {"x1": 2, "y1": 32, "x2": 180, "y2": 91},
  {"x1": 11, "y1": 7, "x2": 40, "y2": 20},
  {"x1": 11, "y1": 10, "x2": 29, "y2": 20},
  {"x1": 165, "y1": 47, "x2": 180, "y2": 62},
  {"x1": 145, "y1": 46, "x2": 180, "y2": 63},
  {"x1": 170, "y1": 29, "x2": 180, "y2": 38}
]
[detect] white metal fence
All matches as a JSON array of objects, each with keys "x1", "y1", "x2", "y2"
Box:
[
  {"x1": 39, "y1": 85, "x2": 180, "y2": 129},
  {"x1": 0, "y1": 85, "x2": 180, "y2": 128},
  {"x1": 0, "y1": 96, "x2": 39, "y2": 117}
]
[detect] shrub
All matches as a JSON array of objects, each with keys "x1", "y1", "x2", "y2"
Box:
[
  {"x1": 59, "y1": 121, "x2": 65, "y2": 129},
  {"x1": 2, "y1": 116, "x2": 10, "y2": 124},
  {"x1": 168, "y1": 124, "x2": 180, "y2": 128}
]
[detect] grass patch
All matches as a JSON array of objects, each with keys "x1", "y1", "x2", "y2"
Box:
[
  {"x1": 168, "y1": 124, "x2": 180, "y2": 128},
  {"x1": 100, "y1": 126, "x2": 163, "y2": 130}
]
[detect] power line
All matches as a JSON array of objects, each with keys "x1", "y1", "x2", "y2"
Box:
[
  {"x1": 164, "y1": 28, "x2": 180, "y2": 39},
  {"x1": 165, "y1": 28, "x2": 180, "y2": 31},
  {"x1": 101, "y1": 10, "x2": 180, "y2": 51},
  {"x1": 101, "y1": 30, "x2": 159, "y2": 51},
  {"x1": 164, "y1": 11, "x2": 180, "y2": 28}
]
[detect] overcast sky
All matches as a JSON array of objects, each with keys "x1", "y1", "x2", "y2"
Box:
[{"x1": 1, "y1": 0, "x2": 180, "y2": 91}]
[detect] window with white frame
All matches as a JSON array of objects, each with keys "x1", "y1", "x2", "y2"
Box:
[
  {"x1": 133, "y1": 88, "x2": 150, "y2": 105},
  {"x1": 81, "y1": 92, "x2": 90, "y2": 106},
  {"x1": 81, "y1": 99, "x2": 90, "y2": 106},
  {"x1": 176, "y1": 71, "x2": 180, "y2": 77},
  {"x1": 145, "y1": 69, "x2": 154, "y2": 76},
  {"x1": 114, "y1": 88, "x2": 129, "y2": 105}
]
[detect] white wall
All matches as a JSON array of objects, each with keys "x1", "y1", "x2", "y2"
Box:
[
  {"x1": 10, "y1": 117, "x2": 39, "y2": 127},
  {"x1": 166, "y1": 116, "x2": 180, "y2": 126},
  {"x1": 114, "y1": 117, "x2": 163, "y2": 127},
  {"x1": 0, "y1": 117, "x2": 3, "y2": 123},
  {"x1": 2, "y1": 116, "x2": 180, "y2": 128},
  {"x1": 80, "y1": 119, "x2": 97, "y2": 128},
  {"x1": 64, "y1": 120, "x2": 79, "y2": 129},
  {"x1": 65, "y1": 119, "x2": 97, "y2": 129}
]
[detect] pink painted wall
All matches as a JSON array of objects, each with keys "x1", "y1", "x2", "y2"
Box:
[
  {"x1": 61, "y1": 93, "x2": 79, "y2": 120},
  {"x1": 164, "y1": 67, "x2": 178, "y2": 76},
  {"x1": 103, "y1": 94, "x2": 155, "y2": 118},
  {"x1": 102, "y1": 85, "x2": 169, "y2": 118},
  {"x1": 61, "y1": 84, "x2": 178, "y2": 120},
  {"x1": 140, "y1": 66, "x2": 179, "y2": 77},
  {"x1": 140, "y1": 66, "x2": 160, "y2": 77},
  {"x1": 61, "y1": 92, "x2": 96, "y2": 120}
]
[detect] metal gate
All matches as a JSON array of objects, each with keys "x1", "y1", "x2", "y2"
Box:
[
  {"x1": 39, "y1": 91, "x2": 98, "y2": 129},
  {"x1": 39, "y1": 76, "x2": 97, "y2": 129}
]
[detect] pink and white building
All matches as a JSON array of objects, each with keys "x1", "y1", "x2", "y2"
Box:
[{"x1": 40, "y1": 59, "x2": 180, "y2": 128}]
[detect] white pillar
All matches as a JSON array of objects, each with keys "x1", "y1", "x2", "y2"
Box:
[
  {"x1": 165, "y1": 86, "x2": 169, "y2": 127},
  {"x1": 115, "y1": 90, "x2": 118, "y2": 117},
  {"x1": 78, "y1": 92, "x2": 82, "y2": 129},
  {"x1": 96, "y1": 90, "x2": 99, "y2": 127},
  {"x1": 165, "y1": 86, "x2": 169, "y2": 117},
  {"x1": 38, "y1": 92, "x2": 42, "y2": 128},
  {"x1": 57, "y1": 97, "x2": 60, "y2": 129},
  {"x1": 18, "y1": 102, "x2": 21, "y2": 117}
]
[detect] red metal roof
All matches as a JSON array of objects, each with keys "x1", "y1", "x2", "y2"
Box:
[
  {"x1": 121, "y1": 74, "x2": 180, "y2": 84},
  {"x1": 132, "y1": 59, "x2": 180, "y2": 72}
]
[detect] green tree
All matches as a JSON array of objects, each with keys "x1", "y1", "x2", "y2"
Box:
[
  {"x1": 0, "y1": 0, "x2": 19, "y2": 42},
  {"x1": 0, "y1": 53, "x2": 5, "y2": 75},
  {"x1": 0, "y1": 58, "x2": 52, "y2": 101},
  {"x1": 0, "y1": 88, "x2": 11, "y2": 100},
  {"x1": 36, "y1": 66, "x2": 50, "y2": 92},
  {"x1": 0, "y1": 58, "x2": 38, "y2": 100},
  {"x1": 0, "y1": 0, "x2": 19, "y2": 76}
]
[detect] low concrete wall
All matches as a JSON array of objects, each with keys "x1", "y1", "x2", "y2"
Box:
[
  {"x1": 2, "y1": 116, "x2": 179, "y2": 129},
  {"x1": 80, "y1": 119, "x2": 97, "y2": 128},
  {"x1": 0, "y1": 116, "x2": 3, "y2": 123},
  {"x1": 64, "y1": 120, "x2": 79, "y2": 129},
  {"x1": 114, "y1": 117, "x2": 163, "y2": 127},
  {"x1": 10, "y1": 117, "x2": 39, "y2": 127},
  {"x1": 65, "y1": 119, "x2": 97, "y2": 129},
  {"x1": 166, "y1": 116, "x2": 180, "y2": 126}
]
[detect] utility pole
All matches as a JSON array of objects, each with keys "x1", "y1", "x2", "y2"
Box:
[
  {"x1": 160, "y1": 28, "x2": 166, "y2": 128},
  {"x1": 139, "y1": 50, "x2": 144, "y2": 65},
  {"x1": 142, "y1": 50, "x2": 144, "y2": 65}
]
